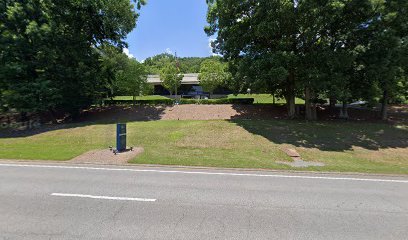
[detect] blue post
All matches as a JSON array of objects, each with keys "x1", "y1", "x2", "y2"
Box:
[{"x1": 116, "y1": 123, "x2": 127, "y2": 152}]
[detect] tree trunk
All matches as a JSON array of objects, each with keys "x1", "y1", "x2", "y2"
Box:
[
  {"x1": 286, "y1": 73, "x2": 296, "y2": 119},
  {"x1": 329, "y1": 96, "x2": 337, "y2": 116},
  {"x1": 20, "y1": 112, "x2": 29, "y2": 122},
  {"x1": 312, "y1": 104, "x2": 317, "y2": 120},
  {"x1": 381, "y1": 90, "x2": 388, "y2": 121},
  {"x1": 305, "y1": 87, "x2": 312, "y2": 120},
  {"x1": 174, "y1": 87, "x2": 179, "y2": 103},
  {"x1": 286, "y1": 94, "x2": 296, "y2": 119},
  {"x1": 339, "y1": 101, "x2": 349, "y2": 119},
  {"x1": 48, "y1": 108, "x2": 58, "y2": 124},
  {"x1": 305, "y1": 87, "x2": 317, "y2": 120},
  {"x1": 133, "y1": 95, "x2": 136, "y2": 105},
  {"x1": 272, "y1": 95, "x2": 276, "y2": 105}
]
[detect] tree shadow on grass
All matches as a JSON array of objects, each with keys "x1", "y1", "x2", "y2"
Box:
[
  {"x1": 0, "y1": 105, "x2": 167, "y2": 138},
  {"x1": 229, "y1": 104, "x2": 289, "y2": 120},
  {"x1": 231, "y1": 119, "x2": 408, "y2": 152}
]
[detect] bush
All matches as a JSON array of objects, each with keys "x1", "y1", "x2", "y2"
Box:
[
  {"x1": 104, "y1": 98, "x2": 255, "y2": 105},
  {"x1": 104, "y1": 99, "x2": 174, "y2": 105},
  {"x1": 179, "y1": 98, "x2": 254, "y2": 105}
]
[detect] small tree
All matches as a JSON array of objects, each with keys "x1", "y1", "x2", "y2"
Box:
[
  {"x1": 160, "y1": 63, "x2": 183, "y2": 96},
  {"x1": 198, "y1": 59, "x2": 230, "y2": 97},
  {"x1": 116, "y1": 59, "x2": 148, "y2": 103}
]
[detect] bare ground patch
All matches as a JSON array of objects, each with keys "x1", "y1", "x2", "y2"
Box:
[
  {"x1": 69, "y1": 148, "x2": 144, "y2": 165},
  {"x1": 75, "y1": 104, "x2": 408, "y2": 123}
]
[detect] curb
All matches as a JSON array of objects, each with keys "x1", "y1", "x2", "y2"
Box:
[{"x1": 0, "y1": 159, "x2": 407, "y2": 178}]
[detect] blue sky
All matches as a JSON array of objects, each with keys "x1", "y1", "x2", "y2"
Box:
[{"x1": 124, "y1": 0, "x2": 214, "y2": 61}]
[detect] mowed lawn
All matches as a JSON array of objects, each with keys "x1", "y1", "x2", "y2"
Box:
[{"x1": 0, "y1": 120, "x2": 407, "y2": 174}]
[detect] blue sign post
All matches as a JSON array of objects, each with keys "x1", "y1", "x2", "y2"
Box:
[{"x1": 116, "y1": 123, "x2": 127, "y2": 152}]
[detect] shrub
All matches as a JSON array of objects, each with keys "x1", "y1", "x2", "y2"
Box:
[
  {"x1": 104, "y1": 99, "x2": 174, "y2": 105},
  {"x1": 104, "y1": 98, "x2": 255, "y2": 105},
  {"x1": 179, "y1": 98, "x2": 254, "y2": 105}
]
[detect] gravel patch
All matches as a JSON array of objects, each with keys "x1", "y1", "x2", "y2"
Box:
[
  {"x1": 69, "y1": 148, "x2": 144, "y2": 165},
  {"x1": 77, "y1": 104, "x2": 288, "y2": 123},
  {"x1": 279, "y1": 148, "x2": 325, "y2": 168}
]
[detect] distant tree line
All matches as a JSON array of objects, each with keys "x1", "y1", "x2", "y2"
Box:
[
  {"x1": 206, "y1": 0, "x2": 408, "y2": 120},
  {"x1": 0, "y1": 0, "x2": 146, "y2": 118},
  {"x1": 143, "y1": 53, "x2": 223, "y2": 74},
  {"x1": 144, "y1": 53, "x2": 231, "y2": 97}
]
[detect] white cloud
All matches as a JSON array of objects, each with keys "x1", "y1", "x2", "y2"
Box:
[
  {"x1": 123, "y1": 48, "x2": 135, "y2": 59},
  {"x1": 165, "y1": 48, "x2": 173, "y2": 55},
  {"x1": 208, "y1": 37, "x2": 220, "y2": 56}
]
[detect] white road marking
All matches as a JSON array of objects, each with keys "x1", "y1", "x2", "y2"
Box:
[
  {"x1": 1, "y1": 163, "x2": 408, "y2": 183},
  {"x1": 51, "y1": 193, "x2": 156, "y2": 202}
]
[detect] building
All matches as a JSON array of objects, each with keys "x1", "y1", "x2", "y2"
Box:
[{"x1": 147, "y1": 73, "x2": 231, "y2": 97}]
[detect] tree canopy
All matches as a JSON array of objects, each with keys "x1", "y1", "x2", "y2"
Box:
[
  {"x1": 160, "y1": 62, "x2": 184, "y2": 96},
  {"x1": 0, "y1": 0, "x2": 145, "y2": 116},
  {"x1": 144, "y1": 53, "x2": 222, "y2": 74},
  {"x1": 206, "y1": 0, "x2": 408, "y2": 120},
  {"x1": 198, "y1": 59, "x2": 230, "y2": 95}
]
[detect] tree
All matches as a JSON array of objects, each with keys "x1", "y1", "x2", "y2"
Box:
[
  {"x1": 144, "y1": 54, "x2": 222, "y2": 74},
  {"x1": 160, "y1": 63, "x2": 183, "y2": 96},
  {"x1": 0, "y1": 0, "x2": 61, "y2": 114},
  {"x1": 99, "y1": 45, "x2": 132, "y2": 99},
  {"x1": 116, "y1": 59, "x2": 148, "y2": 103},
  {"x1": 198, "y1": 59, "x2": 230, "y2": 97},
  {"x1": 205, "y1": 0, "x2": 385, "y2": 120},
  {"x1": 144, "y1": 53, "x2": 175, "y2": 74},
  {"x1": 0, "y1": 0, "x2": 145, "y2": 117},
  {"x1": 363, "y1": 0, "x2": 408, "y2": 120}
]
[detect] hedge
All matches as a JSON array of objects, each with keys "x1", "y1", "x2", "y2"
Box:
[
  {"x1": 179, "y1": 98, "x2": 254, "y2": 105},
  {"x1": 104, "y1": 98, "x2": 254, "y2": 105},
  {"x1": 104, "y1": 99, "x2": 174, "y2": 105}
]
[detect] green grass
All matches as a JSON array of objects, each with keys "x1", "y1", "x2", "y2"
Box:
[
  {"x1": 1, "y1": 120, "x2": 407, "y2": 174},
  {"x1": 112, "y1": 95, "x2": 170, "y2": 101},
  {"x1": 228, "y1": 94, "x2": 305, "y2": 104},
  {"x1": 111, "y1": 94, "x2": 305, "y2": 105}
]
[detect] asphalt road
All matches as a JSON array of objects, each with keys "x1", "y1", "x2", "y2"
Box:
[{"x1": 0, "y1": 163, "x2": 407, "y2": 240}]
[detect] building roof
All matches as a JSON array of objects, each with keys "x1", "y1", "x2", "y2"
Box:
[{"x1": 147, "y1": 73, "x2": 199, "y2": 85}]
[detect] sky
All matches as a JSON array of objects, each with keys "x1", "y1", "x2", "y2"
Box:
[{"x1": 124, "y1": 0, "x2": 214, "y2": 61}]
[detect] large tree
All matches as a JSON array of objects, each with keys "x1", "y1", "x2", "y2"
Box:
[
  {"x1": 205, "y1": 0, "x2": 390, "y2": 120},
  {"x1": 99, "y1": 45, "x2": 133, "y2": 99},
  {"x1": 160, "y1": 62, "x2": 183, "y2": 96},
  {"x1": 0, "y1": 0, "x2": 145, "y2": 117},
  {"x1": 116, "y1": 59, "x2": 148, "y2": 103},
  {"x1": 363, "y1": 0, "x2": 408, "y2": 120},
  {"x1": 198, "y1": 59, "x2": 230, "y2": 97}
]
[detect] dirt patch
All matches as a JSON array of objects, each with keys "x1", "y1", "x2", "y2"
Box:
[
  {"x1": 77, "y1": 104, "x2": 287, "y2": 122},
  {"x1": 76, "y1": 104, "x2": 408, "y2": 123},
  {"x1": 282, "y1": 148, "x2": 301, "y2": 158},
  {"x1": 279, "y1": 147, "x2": 325, "y2": 168},
  {"x1": 69, "y1": 148, "x2": 144, "y2": 165}
]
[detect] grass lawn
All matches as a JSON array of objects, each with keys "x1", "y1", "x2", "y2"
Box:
[
  {"x1": 1, "y1": 120, "x2": 407, "y2": 174},
  {"x1": 228, "y1": 94, "x2": 305, "y2": 104}
]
